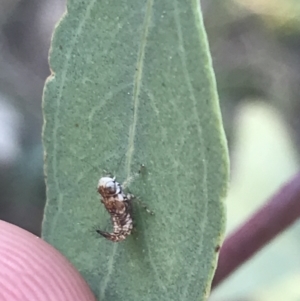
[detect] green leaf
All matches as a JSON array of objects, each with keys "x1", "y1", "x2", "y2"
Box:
[{"x1": 42, "y1": 1, "x2": 228, "y2": 300}]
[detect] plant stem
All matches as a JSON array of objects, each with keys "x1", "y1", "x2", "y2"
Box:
[{"x1": 212, "y1": 172, "x2": 300, "y2": 289}]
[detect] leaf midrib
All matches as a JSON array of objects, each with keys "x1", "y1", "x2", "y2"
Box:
[{"x1": 125, "y1": 0, "x2": 154, "y2": 179}]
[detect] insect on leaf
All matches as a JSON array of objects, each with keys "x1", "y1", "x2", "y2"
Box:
[{"x1": 42, "y1": 0, "x2": 229, "y2": 300}]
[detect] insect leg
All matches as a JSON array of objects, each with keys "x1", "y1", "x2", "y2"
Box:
[
  {"x1": 122, "y1": 164, "x2": 146, "y2": 189},
  {"x1": 130, "y1": 194, "x2": 154, "y2": 215}
]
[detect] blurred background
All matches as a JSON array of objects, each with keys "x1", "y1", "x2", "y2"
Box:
[{"x1": 0, "y1": 0, "x2": 299, "y2": 300}]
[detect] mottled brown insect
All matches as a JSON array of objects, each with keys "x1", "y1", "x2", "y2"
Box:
[{"x1": 96, "y1": 176, "x2": 133, "y2": 242}]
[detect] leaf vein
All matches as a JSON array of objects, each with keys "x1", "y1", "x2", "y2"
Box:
[
  {"x1": 99, "y1": 243, "x2": 118, "y2": 299},
  {"x1": 125, "y1": 0, "x2": 154, "y2": 178}
]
